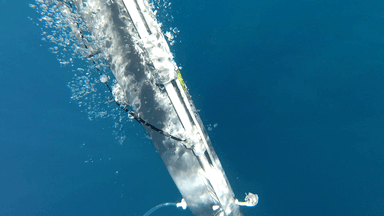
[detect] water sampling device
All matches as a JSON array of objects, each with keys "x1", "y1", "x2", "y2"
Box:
[{"x1": 32, "y1": 0, "x2": 258, "y2": 215}]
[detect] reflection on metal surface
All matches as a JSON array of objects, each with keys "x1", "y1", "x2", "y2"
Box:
[{"x1": 32, "y1": 0, "x2": 258, "y2": 215}]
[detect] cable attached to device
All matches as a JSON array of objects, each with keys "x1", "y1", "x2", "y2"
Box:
[
  {"x1": 143, "y1": 198, "x2": 187, "y2": 216},
  {"x1": 235, "y1": 192, "x2": 259, "y2": 207}
]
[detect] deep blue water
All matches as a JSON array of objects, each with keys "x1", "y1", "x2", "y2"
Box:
[{"x1": 1, "y1": 0, "x2": 384, "y2": 216}]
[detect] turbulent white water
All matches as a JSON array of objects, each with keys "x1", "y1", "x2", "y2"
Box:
[{"x1": 30, "y1": 0, "x2": 179, "y2": 144}]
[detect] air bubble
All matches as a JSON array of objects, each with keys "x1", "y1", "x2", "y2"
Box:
[
  {"x1": 128, "y1": 113, "x2": 134, "y2": 120},
  {"x1": 100, "y1": 74, "x2": 109, "y2": 83}
]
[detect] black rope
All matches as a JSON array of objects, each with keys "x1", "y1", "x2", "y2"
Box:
[{"x1": 63, "y1": 1, "x2": 186, "y2": 142}]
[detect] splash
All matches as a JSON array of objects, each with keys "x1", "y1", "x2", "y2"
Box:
[
  {"x1": 30, "y1": 0, "x2": 178, "y2": 145},
  {"x1": 152, "y1": 0, "x2": 180, "y2": 46}
]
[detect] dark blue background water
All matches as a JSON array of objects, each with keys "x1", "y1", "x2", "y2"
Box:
[{"x1": 1, "y1": 0, "x2": 383, "y2": 215}]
